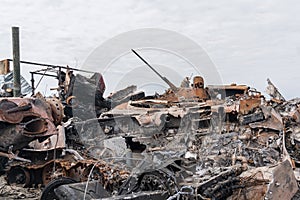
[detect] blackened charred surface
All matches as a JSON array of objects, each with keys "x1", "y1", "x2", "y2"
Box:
[
  {"x1": 54, "y1": 181, "x2": 111, "y2": 199},
  {"x1": 135, "y1": 171, "x2": 177, "y2": 195},
  {"x1": 64, "y1": 122, "x2": 85, "y2": 150},
  {"x1": 68, "y1": 73, "x2": 111, "y2": 119},
  {"x1": 238, "y1": 111, "x2": 264, "y2": 125},
  {"x1": 0, "y1": 123, "x2": 34, "y2": 151},
  {"x1": 7, "y1": 166, "x2": 31, "y2": 187},
  {"x1": 40, "y1": 177, "x2": 77, "y2": 200},
  {"x1": 196, "y1": 167, "x2": 243, "y2": 200},
  {"x1": 125, "y1": 137, "x2": 146, "y2": 153},
  {"x1": 119, "y1": 169, "x2": 178, "y2": 197},
  {"x1": 0, "y1": 156, "x2": 8, "y2": 174}
]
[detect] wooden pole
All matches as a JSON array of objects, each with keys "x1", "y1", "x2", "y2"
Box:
[{"x1": 12, "y1": 27, "x2": 21, "y2": 97}]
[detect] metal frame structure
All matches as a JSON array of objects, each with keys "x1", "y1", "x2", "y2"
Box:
[{"x1": 6, "y1": 59, "x2": 94, "y2": 96}]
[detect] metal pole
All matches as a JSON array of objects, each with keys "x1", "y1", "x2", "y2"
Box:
[
  {"x1": 30, "y1": 72, "x2": 35, "y2": 96},
  {"x1": 131, "y1": 49, "x2": 178, "y2": 91},
  {"x1": 12, "y1": 27, "x2": 21, "y2": 97}
]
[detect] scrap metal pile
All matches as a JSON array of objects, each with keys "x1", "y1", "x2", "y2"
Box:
[{"x1": 0, "y1": 54, "x2": 299, "y2": 200}]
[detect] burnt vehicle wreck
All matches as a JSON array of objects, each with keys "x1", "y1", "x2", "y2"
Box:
[{"x1": 0, "y1": 49, "x2": 299, "y2": 200}]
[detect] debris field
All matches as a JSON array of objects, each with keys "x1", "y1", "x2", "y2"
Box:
[{"x1": 0, "y1": 50, "x2": 299, "y2": 200}]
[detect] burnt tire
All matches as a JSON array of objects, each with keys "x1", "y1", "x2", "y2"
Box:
[
  {"x1": 7, "y1": 166, "x2": 31, "y2": 187},
  {"x1": 41, "y1": 177, "x2": 77, "y2": 200}
]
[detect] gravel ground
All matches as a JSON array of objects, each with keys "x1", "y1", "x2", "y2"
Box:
[{"x1": 0, "y1": 176, "x2": 41, "y2": 200}]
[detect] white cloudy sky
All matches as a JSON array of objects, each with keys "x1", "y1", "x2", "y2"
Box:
[{"x1": 0, "y1": 0, "x2": 299, "y2": 99}]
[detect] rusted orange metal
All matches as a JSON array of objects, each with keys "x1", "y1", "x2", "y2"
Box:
[
  {"x1": 0, "y1": 59, "x2": 10, "y2": 75},
  {"x1": 0, "y1": 97, "x2": 60, "y2": 136},
  {"x1": 239, "y1": 97, "x2": 261, "y2": 115}
]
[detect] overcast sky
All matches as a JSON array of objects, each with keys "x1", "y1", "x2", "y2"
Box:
[{"x1": 0, "y1": 0, "x2": 299, "y2": 99}]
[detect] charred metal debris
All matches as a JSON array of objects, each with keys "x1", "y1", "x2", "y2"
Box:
[{"x1": 0, "y1": 52, "x2": 299, "y2": 200}]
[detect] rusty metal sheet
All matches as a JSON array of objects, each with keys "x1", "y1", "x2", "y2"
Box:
[
  {"x1": 0, "y1": 98, "x2": 53, "y2": 123},
  {"x1": 208, "y1": 84, "x2": 249, "y2": 91},
  {"x1": 239, "y1": 97, "x2": 261, "y2": 115},
  {"x1": 176, "y1": 88, "x2": 209, "y2": 101}
]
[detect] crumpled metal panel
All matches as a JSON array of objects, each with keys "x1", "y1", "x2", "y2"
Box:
[
  {"x1": 0, "y1": 97, "x2": 58, "y2": 152},
  {"x1": 27, "y1": 125, "x2": 66, "y2": 151},
  {"x1": 249, "y1": 106, "x2": 283, "y2": 131},
  {"x1": 233, "y1": 160, "x2": 298, "y2": 200},
  {"x1": 265, "y1": 160, "x2": 298, "y2": 200}
]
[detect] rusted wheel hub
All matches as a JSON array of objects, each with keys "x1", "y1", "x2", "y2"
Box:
[{"x1": 46, "y1": 98, "x2": 64, "y2": 125}]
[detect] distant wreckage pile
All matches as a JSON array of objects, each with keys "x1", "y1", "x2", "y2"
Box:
[{"x1": 0, "y1": 50, "x2": 299, "y2": 200}]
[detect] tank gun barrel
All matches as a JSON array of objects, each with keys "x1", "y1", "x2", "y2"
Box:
[{"x1": 131, "y1": 49, "x2": 178, "y2": 91}]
